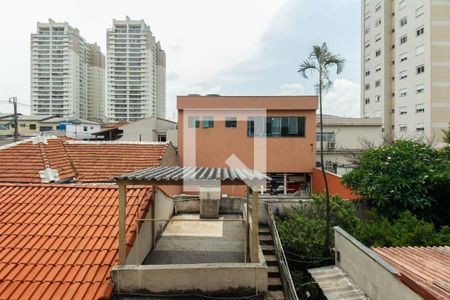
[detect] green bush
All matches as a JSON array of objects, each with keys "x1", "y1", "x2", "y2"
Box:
[
  {"x1": 342, "y1": 140, "x2": 450, "y2": 225},
  {"x1": 353, "y1": 211, "x2": 450, "y2": 247}
]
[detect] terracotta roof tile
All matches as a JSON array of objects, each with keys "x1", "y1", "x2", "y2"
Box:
[
  {"x1": 374, "y1": 246, "x2": 450, "y2": 300},
  {"x1": 0, "y1": 183, "x2": 152, "y2": 300},
  {"x1": 0, "y1": 137, "x2": 172, "y2": 183}
]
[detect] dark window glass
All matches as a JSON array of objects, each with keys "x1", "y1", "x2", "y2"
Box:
[
  {"x1": 188, "y1": 116, "x2": 200, "y2": 128},
  {"x1": 202, "y1": 116, "x2": 214, "y2": 128},
  {"x1": 29, "y1": 124, "x2": 36, "y2": 130},
  {"x1": 247, "y1": 116, "x2": 305, "y2": 137},
  {"x1": 225, "y1": 117, "x2": 237, "y2": 128}
]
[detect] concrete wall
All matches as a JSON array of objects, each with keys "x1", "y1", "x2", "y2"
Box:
[
  {"x1": 118, "y1": 117, "x2": 177, "y2": 142},
  {"x1": 126, "y1": 190, "x2": 174, "y2": 265},
  {"x1": 174, "y1": 195, "x2": 243, "y2": 214},
  {"x1": 334, "y1": 227, "x2": 421, "y2": 300},
  {"x1": 312, "y1": 168, "x2": 360, "y2": 200},
  {"x1": 112, "y1": 263, "x2": 267, "y2": 296}
]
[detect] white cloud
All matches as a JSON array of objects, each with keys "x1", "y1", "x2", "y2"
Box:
[
  {"x1": 0, "y1": 0, "x2": 290, "y2": 117},
  {"x1": 278, "y1": 83, "x2": 305, "y2": 95},
  {"x1": 322, "y1": 79, "x2": 360, "y2": 117}
]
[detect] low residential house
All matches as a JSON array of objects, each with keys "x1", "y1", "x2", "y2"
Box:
[
  {"x1": 310, "y1": 227, "x2": 450, "y2": 300},
  {"x1": 0, "y1": 114, "x2": 101, "y2": 140},
  {"x1": 316, "y1": 115, "x2": 382, "y2": 174},
  {"x1": 0, "y1": 136, "x2": 177, "y2": 183},
  {"x1": 177, "y1": 95, "x2": 318, "y2": 196},
  {"x1": 0, "y1": 183, "x2": 173, "y2": 299},
  {"x1": 94, "y1": 117, "x2": 177, "y2": 146}
]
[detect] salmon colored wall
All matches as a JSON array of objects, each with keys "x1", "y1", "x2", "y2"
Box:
[
  {"x1": 177, "y1": 96, "x2": 318, "y2": 174},
  {"x1": 312, "y1": 168, "x2": 360, "y2": 200}
]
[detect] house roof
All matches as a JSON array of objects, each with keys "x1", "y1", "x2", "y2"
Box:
[
  {"x1": 374, "y1": 246, "x2": 450, "y2": 300},
  {"x1": 0, "y1": 136, "x2": 172, "y2": 183},
  {"x1": 65, "y1": 142, "x2": 171, "y2": 182},
  {"x1": 0, "y1": 183, "x2": 153, "y2": 300},
  {"x1": 116, "y1": 166, "x2": 270, "y2": 185},
  {"x1": 0, "y1": 137, "x2": 76, "y2": 183}
]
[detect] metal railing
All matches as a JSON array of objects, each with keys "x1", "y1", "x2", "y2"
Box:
[{"x1": 266, "y1": 203, "x2": 299, "y2": 300}]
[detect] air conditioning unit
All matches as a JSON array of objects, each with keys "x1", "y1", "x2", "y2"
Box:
[{"x1": 327, "y1": 142, "x2": 336, "y2": 150}]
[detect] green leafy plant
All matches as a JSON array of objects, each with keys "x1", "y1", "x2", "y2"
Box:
[{"x1": 342, "y1": 140, "x2": 450, "y2": 225}]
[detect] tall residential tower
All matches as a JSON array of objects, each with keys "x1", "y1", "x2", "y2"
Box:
[
  {"x1": 361, "y1": 0, "x2": 450, "y2": 145},
  {"x1": 31, "y1": 19, "x2": 105, "y2": 121},
  {"x1": 107, "y1": 17, "x2": 166, "y2": 122}
]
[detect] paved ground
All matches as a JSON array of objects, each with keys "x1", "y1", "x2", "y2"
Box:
[{"x1": 143, "y1": 214, "x2": 246, "y2": 264}]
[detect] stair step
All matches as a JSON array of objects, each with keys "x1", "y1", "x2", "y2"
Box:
[
  {"x1": 265, "y1": 255, "x2": 278, "y2": 266},
  {"x1": 259, "y1": 226, "x2": 271, "y2": 233},
  {"x1": 268, "y1": 277, "x2": 283, "y2": 289},
  {"x1": 268, "y1": 290, "x2": 285, "y2": 300},
  {"x1": 259, "y1": 235, "x2": 273, "y2": 241},
  {"x1": 261, "y1": 244, "x2": 275, "y2": 251},
  {"x1": 268, "y1": 265, "x2": 280, "y2": 274}
]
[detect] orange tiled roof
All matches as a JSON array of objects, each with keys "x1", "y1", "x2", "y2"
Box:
[
  {"x1": 374, "y1": 246, "x2": 450, "y2": 300},
  {"x1": 0, "y1": 137, "x2": 171, "y2": 183},
  {"x1": 65, "y1": 142, "x2": 170, "y2": 182},
  {"x1": 0, "y1": 138, "x2": 76, "y2": 183},
  {"x1": 0, "y1": 183, "x2": 152, "y2": 300}
]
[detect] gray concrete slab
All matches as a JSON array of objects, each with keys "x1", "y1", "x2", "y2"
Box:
[{"x1": 143, "y1": 214, "x2": 246, "y2": 265}]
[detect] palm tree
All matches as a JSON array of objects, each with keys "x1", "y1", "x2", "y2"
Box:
[{"x1": 298, "y1": 42, "x2": 345, "y2": 253}]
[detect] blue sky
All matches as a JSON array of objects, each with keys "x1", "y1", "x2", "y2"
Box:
[{"x1": 0, "y1": 0, "x2": 361, "y2": 119}]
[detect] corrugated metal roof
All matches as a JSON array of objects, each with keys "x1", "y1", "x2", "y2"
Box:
[
  {"x1": 373, "y1": 246, "x2": 450, "y2": 300},
  {"x1": 309, "y1": 266, "x2": 369, "y2": 300},
  {"x1": 115, "y1": 166, "x2": 270, "y2": 183}
]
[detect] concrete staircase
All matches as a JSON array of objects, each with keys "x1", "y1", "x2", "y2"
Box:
[{"x1": 259, "y1": 225, "x2": 285, "y2": 300}]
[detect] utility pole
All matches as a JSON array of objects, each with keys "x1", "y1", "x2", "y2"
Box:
[{"x1": 9, "y1": 97, "x2": 18, "y2": 142}]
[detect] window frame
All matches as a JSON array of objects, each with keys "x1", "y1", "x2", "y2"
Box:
[{"x1": 225, "y1": 117, "x2": 237, "y2": 128}]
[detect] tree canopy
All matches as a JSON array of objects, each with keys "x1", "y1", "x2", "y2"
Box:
[{"x1": 342, "y1": 140, "x2": 450, "y2": 225}]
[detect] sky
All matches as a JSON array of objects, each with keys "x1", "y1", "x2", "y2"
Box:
[{"x1": 0, "y1": 0, "x2": 361, "y2": 120}]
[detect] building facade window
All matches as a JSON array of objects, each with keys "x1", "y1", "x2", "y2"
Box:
[
  {"x1": 375, "y1": 3, "x2": 381, "y2": 12},
  {"x1": 400, "y1": 35, "x2": 407, "y2": 44},
  {"x1": 157, "y1": 134, "x2": 167, "y2": 142},
  {"x1": 375, "y1": 65, "x2": 381, "y2": 72},
  {"x1": 188, "y1": 116, "x2": 200, "y2": 128},
  {"x1": 400, "y1": 70, "x2": 408, "y2": 80},
  {"x1": 365, "y1": 84, "x2": 370, "y2": 90},
  {"x1": 375, "y1": 33, "x2": 381, "y2": 42},
  {"x1": 416, "y1": 26, "x2": 424, "y2": 37},
  {"x1": 375, "y1": 18, "x2": 382, "y2": 27},
  {"x1": 416, "y1": 123, "x2": 425, "y2": 132},
  {"x1": 416, "y1": 65, "x2": 425, "y2": 74},
  {"x1": 29, "y1": 124, "x2": 37, "y2": 130},
  {"x1": 375, "y1": 49, "x2": 381, "y2": 57},
  {"x1": 416, "y1": 6, "x2": 424, "y2": 18},
  {"x1": 399, "y1": 106, "x2": 407, "y2": 115},
  {"x1": 400, "y1": 52, "x2": 407, "y2": 62},
  {"x1": 375, "y1": 95, "x2": 381, "y2": 102},
  {"x1": 365, "y1": 41, "x2": 371, "y2": 48},
  {"x1": 416, "y1": 84, "x2": 424, "y2": 93},
  {"x1": 416, "y1": 45, "x2": 424, "y2": 56},
  {"x1": 399, "y1": 0, "x2": 406, "y2": 10},
  {"x1": 400, "y1": 17, "x2": 407, "y2": 27},
  {"x1": 375, "y1": 80, "x2": 381, "y2": 87},
  {"x1": 416, "y1": 103, "x2": 425, "y2": 113},
  {"x1": 399, "y1": 124, "x2": 407, "y2": 132},
  {"x1": 202, "y1": 116, "x2": 214, "y2": 128},
  {"x1": 399, "y1": 88, "x2": 407, "y2": 97},
  {"x1": 365, "y1": 26, "x2": 370, "y2": 34},
  {"x1": 365, "y1": 98, "x2": 370, "y2": 104},
  {"x1": 365, "y1": 56, "x2": 371, "y2": 62},
  {"x1": 225, "y1": 117, "x2": 237, "y2": 128},
  {"x1": 365, "y1": 70, "x2": 371, "y2": 76},
  {"x1": 247, "y1": 116, "x2": 305, "y2": 138}
]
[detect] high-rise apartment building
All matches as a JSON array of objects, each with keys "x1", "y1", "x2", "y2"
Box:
[
  {"x1": 31, "y1": 19, "x2": 105, "y2": 121},
  {"x1": 361, "y1": 0, "x2": 450, "y2": 145},
  {"x1": 107, "y1": 17, "x2": 166, "y2": 122},
  {"x1": 87, "y1": 43, "x2": 106, "y2": 122}
]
